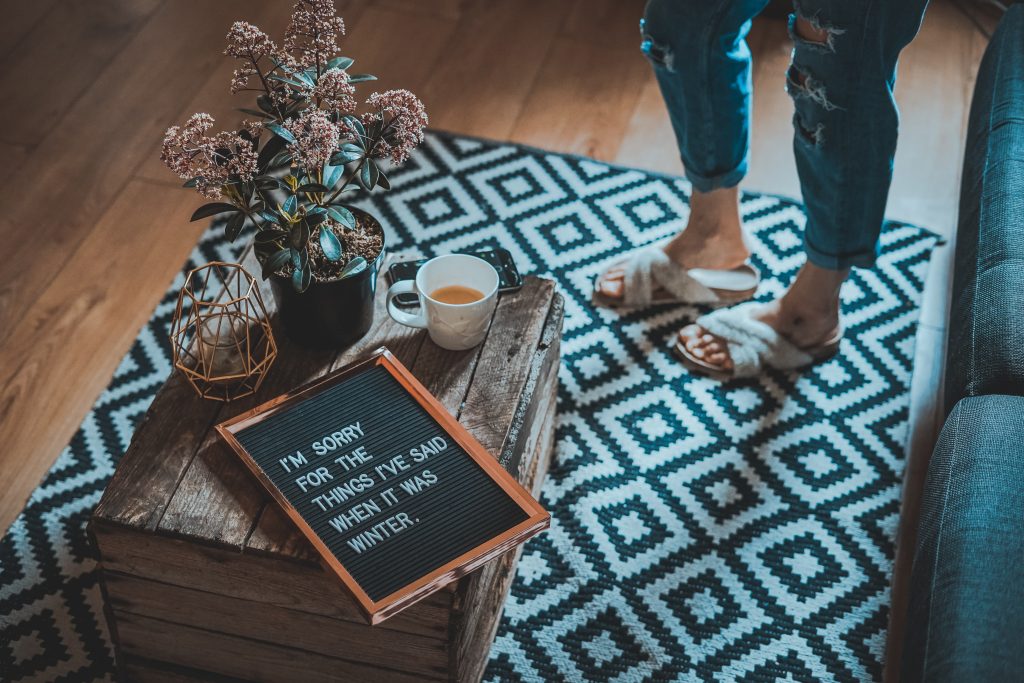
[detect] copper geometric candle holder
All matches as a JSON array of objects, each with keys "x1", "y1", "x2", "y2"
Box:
[{"x1": 170, "y1": 261, "x2": 278, "y2": 402}]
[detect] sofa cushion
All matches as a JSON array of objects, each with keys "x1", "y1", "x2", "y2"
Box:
[
  {"x1": 945, "y1": 4, "x2": 1024, "y2": 414},
  {"x1": 902, "y1": 395, "x2": 1024, "y2": 682}
]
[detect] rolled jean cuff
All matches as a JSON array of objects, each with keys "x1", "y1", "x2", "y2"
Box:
[
  {"x1": 684, "y1": 160, "x2": 746, "y2": 193},
  {"x1": 803, "y1": 232, "x2": 879, "y2": 270}
]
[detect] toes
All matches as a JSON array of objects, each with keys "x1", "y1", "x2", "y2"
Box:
[
  {"x1": 597, "y1": 276, "x2": 623, "y2": 299},
  {"x1": 596, "y1": 268, "x2": 625, "y2": 299},
  {"x1": 678, "y1": 325, "x2": 732, "y2": 369},
  {"x1": 679, "y1": 325, "x2": 703, "y2": 348}
]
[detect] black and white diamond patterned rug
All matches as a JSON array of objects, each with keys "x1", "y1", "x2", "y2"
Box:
[{"x1": 0, "y1": 131, "x2": 938, "y2": 682}]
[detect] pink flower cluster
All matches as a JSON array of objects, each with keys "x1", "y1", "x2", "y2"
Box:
[
  {"x1": 313, "y1": 67, "x2": 356, "y2": 114},
  {"x1": 224, "y1": 21, "x2": 277, "y2": 60},
  {"x1": 284, "y1": 0, "x2": 346, "y2": 70},
  {"x1": 161, "y1": 113, "x2": 258, "y2": 199},
  {"x1": 283, "y1": 108, "x2": 340, "y2": 170},
  {"x1": 365, "y1": 89, "x2": 429, "y2": 164}
]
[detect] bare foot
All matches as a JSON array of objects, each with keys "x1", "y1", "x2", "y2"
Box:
[
  {"x1": 596, "y1": 186, "x2": 750, "y2": 301},
  {"x1": 678, "y1": 263, "x2": 846, "y2": 373}
]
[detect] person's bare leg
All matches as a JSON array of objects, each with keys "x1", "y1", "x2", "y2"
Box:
[
  {"x1": 596, "y1": 185, "x2": 751, "y2": 299},
  {"x1": 678, "y1": 262, "x2": 845, "y2": 371},
  {"x1": 676, "y1": 16, "x2": 846, "y2": 373}
]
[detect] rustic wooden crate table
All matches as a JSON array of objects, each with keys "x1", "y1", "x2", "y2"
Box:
[{"x1": 89, "y1": 253, "x2": 563, "y2": 683}]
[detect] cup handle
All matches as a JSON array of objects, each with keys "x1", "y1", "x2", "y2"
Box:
[{"x1": 386, "y1": 280, "x2": 428, "y2": 329}]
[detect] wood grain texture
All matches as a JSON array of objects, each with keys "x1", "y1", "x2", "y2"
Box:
[
  {"x1": 0, "y1": 180, "x2": 207, "y2": 532},
  {"x1": 116, "y1": 611, "x2": 432, "y2": 683},
  {"x1": 0, "y1": 0, "x2": 60, "y2": 59},
  {"x1": 89, "y1": 523, "x2": 453, "y2": 638},
  {"x1": 0, "y1": 0, "x2": 161, "y2": 148},
  {"x1": 104, "y1": 571, "x2": 450, "y2": 677},
  {"x1": 92, "y1": 260, "x2": 563, "y2": 680},
  {"x1": 419, "y1": 0, "x2": 570, "y2": 140},
  {"x1": 509, "y1": 36, "x2": 650, "y2": 161}
]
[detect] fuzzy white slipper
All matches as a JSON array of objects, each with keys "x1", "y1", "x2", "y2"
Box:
[
  {"x1": 593, "y1": 246, "x2": 759, "y2": 309},
  {"x1": 674, "y1": 302, "x2": 842, "y2": 380}
]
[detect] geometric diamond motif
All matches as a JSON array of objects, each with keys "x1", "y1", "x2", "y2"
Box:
[
  {"x1": 557, "y1": 607, "x2": 648, "y2": 680},
  {"x1": 761, "y1": 532, "x2": 847, "y2": 601},
  {"x1": 690, "y1": 465, "x2": 759, "y2": 525},
  {"x1": 0, "y1": 131, "x2": 938, "y2": 683},
  {"x1": 664, "y1": 568, "x2": 743, "y2": 645}
]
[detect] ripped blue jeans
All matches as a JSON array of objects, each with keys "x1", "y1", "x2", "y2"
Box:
[{"x1": 641, "y1": 0, "x2": 929, "y2": 269}]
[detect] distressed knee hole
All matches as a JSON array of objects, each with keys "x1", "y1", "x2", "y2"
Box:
[
  {"x1": 788, "y1": 5, "x2": 845, "y2": 53},
  {"x1": 795, "y1": 15, "x2": 830, "y2": 45},
  {"x1": 794, "y1": 114, "x2": 825, "y2": 147},
  {"x1": 639, "y1": 18, "x2": 674, "y2": 71},
  {"x1": 786, "y1": 64, "x2": 840, "y2": 112}
]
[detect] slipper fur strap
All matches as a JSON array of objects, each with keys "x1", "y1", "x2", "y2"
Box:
[
  {"x1": 696, "y1": 303, "x2": 813, "y2": 378},
  {"x1": 622, "y1": 248, "x2": 719, "y2": 307}
]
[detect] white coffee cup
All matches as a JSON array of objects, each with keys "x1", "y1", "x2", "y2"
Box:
[{"x1": 386, "y1": 254, "x2": 499, "y2": 351}]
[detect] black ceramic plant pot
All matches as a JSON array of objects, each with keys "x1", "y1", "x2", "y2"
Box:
[{"x1": 269, "y1": 210, "x2": 386, "y2": 350}]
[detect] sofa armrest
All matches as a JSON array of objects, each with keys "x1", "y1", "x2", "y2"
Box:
[
  {"x1": 902, "y1": 395, "x2": 1024, "y2": 682},
  {"x1": 945, "y1": 5, "x2": 1024, "y2": 413}
]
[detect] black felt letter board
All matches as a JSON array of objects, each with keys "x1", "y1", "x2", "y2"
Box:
[{"x1": 217, "y1": 350, "x2": 547, "y2": 623}]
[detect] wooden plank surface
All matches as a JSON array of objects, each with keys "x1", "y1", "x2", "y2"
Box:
[
  {"x1": 116, "y1": 611, "x2": 433, "y2": 683},
  {"x1": 89, "y1": 523, "x2": 452, "y2": 638},
  {"x1": 104, "y1": 571, "x2": 450, "y2": 677}
]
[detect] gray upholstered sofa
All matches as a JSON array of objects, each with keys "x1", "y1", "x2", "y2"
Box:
[{"x1": 901, "y1": 5, "x2": 1024, "y2": 681}]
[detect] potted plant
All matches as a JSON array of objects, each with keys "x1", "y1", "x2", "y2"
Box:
[{"x1": 160, "y1": 0, "x2": 427, "y2": 348}]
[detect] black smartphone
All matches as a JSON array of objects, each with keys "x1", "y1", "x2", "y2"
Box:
[{"x1": 387, "y1": 248, "x2": 523, "y2": 307}]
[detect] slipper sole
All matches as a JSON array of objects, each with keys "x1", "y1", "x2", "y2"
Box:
[
  {"x1": 591, "y1": 282, "x2": 759, "y2": 310},
  {"x1": 672, "y1": 337, "x2": 842, "y2": 381}
]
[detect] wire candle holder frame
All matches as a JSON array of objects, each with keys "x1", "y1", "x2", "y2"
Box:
[{"x1": 170, "y1": 261, "x2": 278, "y2": 402}]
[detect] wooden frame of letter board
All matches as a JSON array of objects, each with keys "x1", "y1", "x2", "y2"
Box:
[{"x1": 216, "y1": 346, "x2": 550, "y2": 625}]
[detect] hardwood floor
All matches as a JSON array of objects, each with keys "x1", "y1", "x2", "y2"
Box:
[{"x1": 0, "y1": 0, "x2": 989, "y2": 678}]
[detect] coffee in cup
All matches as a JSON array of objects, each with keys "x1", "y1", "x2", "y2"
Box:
[{"x1": 386, "y1": 254, "x2": 499, "y2": 350}]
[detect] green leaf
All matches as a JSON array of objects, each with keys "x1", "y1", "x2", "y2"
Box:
[
  {"x1": 305, "y1": 211, "x2": 327, "y2": 227},
  {"x1": 291, "y1": 246, "x2": 307, "y2": 270},
  {"x1": 327, "y1": 56, "x2": 355, "y2": 70},
  {"x1": 257, "y1": 134, "x2": 286, "y2": 171},
  {"x1": 266, "y1": 123, "x2": 296, "y2": 144},
  {"x1": 330, "y1": 150, "x2": 363, "y2": 166},
  {"x1": 289, "y1": 220, "x2": 310, "y2": 250},
  {"x1": 269, "y1": 74, "x2": 308, "y2": 89},
  {"x1": 237, "y1": 107, "x2": 269, "y2": 117},
  {"x1": 224, "y1": 212, "x2": 247, "y2": 241},
  {"x1": 326, "y1": 206, "x2": 356, "y2": 229},
  {"x1": 282, "y1": 194, "x2": 297, "y2": 217},
  {"x1": 255, "y1": 227, "x2": 288, "y2": 244},
  {"x1": 182, "y1": 177, "x2": 199, "y2": 188},
  {"x1": 340, "y1": 256, "x2": 368, "y2": 279},
  {"x1": 255, "y1": 175, "x2": 284, "y2": 191},
  {"x1": 345, "y1": 115, "x2": 366, "y2": 139},
  {"x1": 268, "y1": 151, "x2": 292, "y2": 169},
  {"x1": 323, "y1": 162, "x2": 343, "y2": 187},
  {"x1": 292, "y1": 263, "x2": 312, "y2": 292},
  {"x1": 348, "y1": 73, "x2": 377, "y2": 83},
  {"x1": 358, "y1": 160, "x2": 379, "y2": 191},
  {"x1": 297, "y1": 183, "x2": 330, "y2": 194},
  {"x1": 261, "y1": 249, "x2": 291, "y2": 279},
  {"x1": 256, "y1": 94, "x2": 276, "y2": 114},
  {"x1": 376, "y1": 169, "x2": 391, "y2": 190},
  {"x1": 190, "y1": 202, "x2": 237, "y2": 222},
  {"x1": 319, "y1": 226, "x2": 343, "y2": 261}
]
